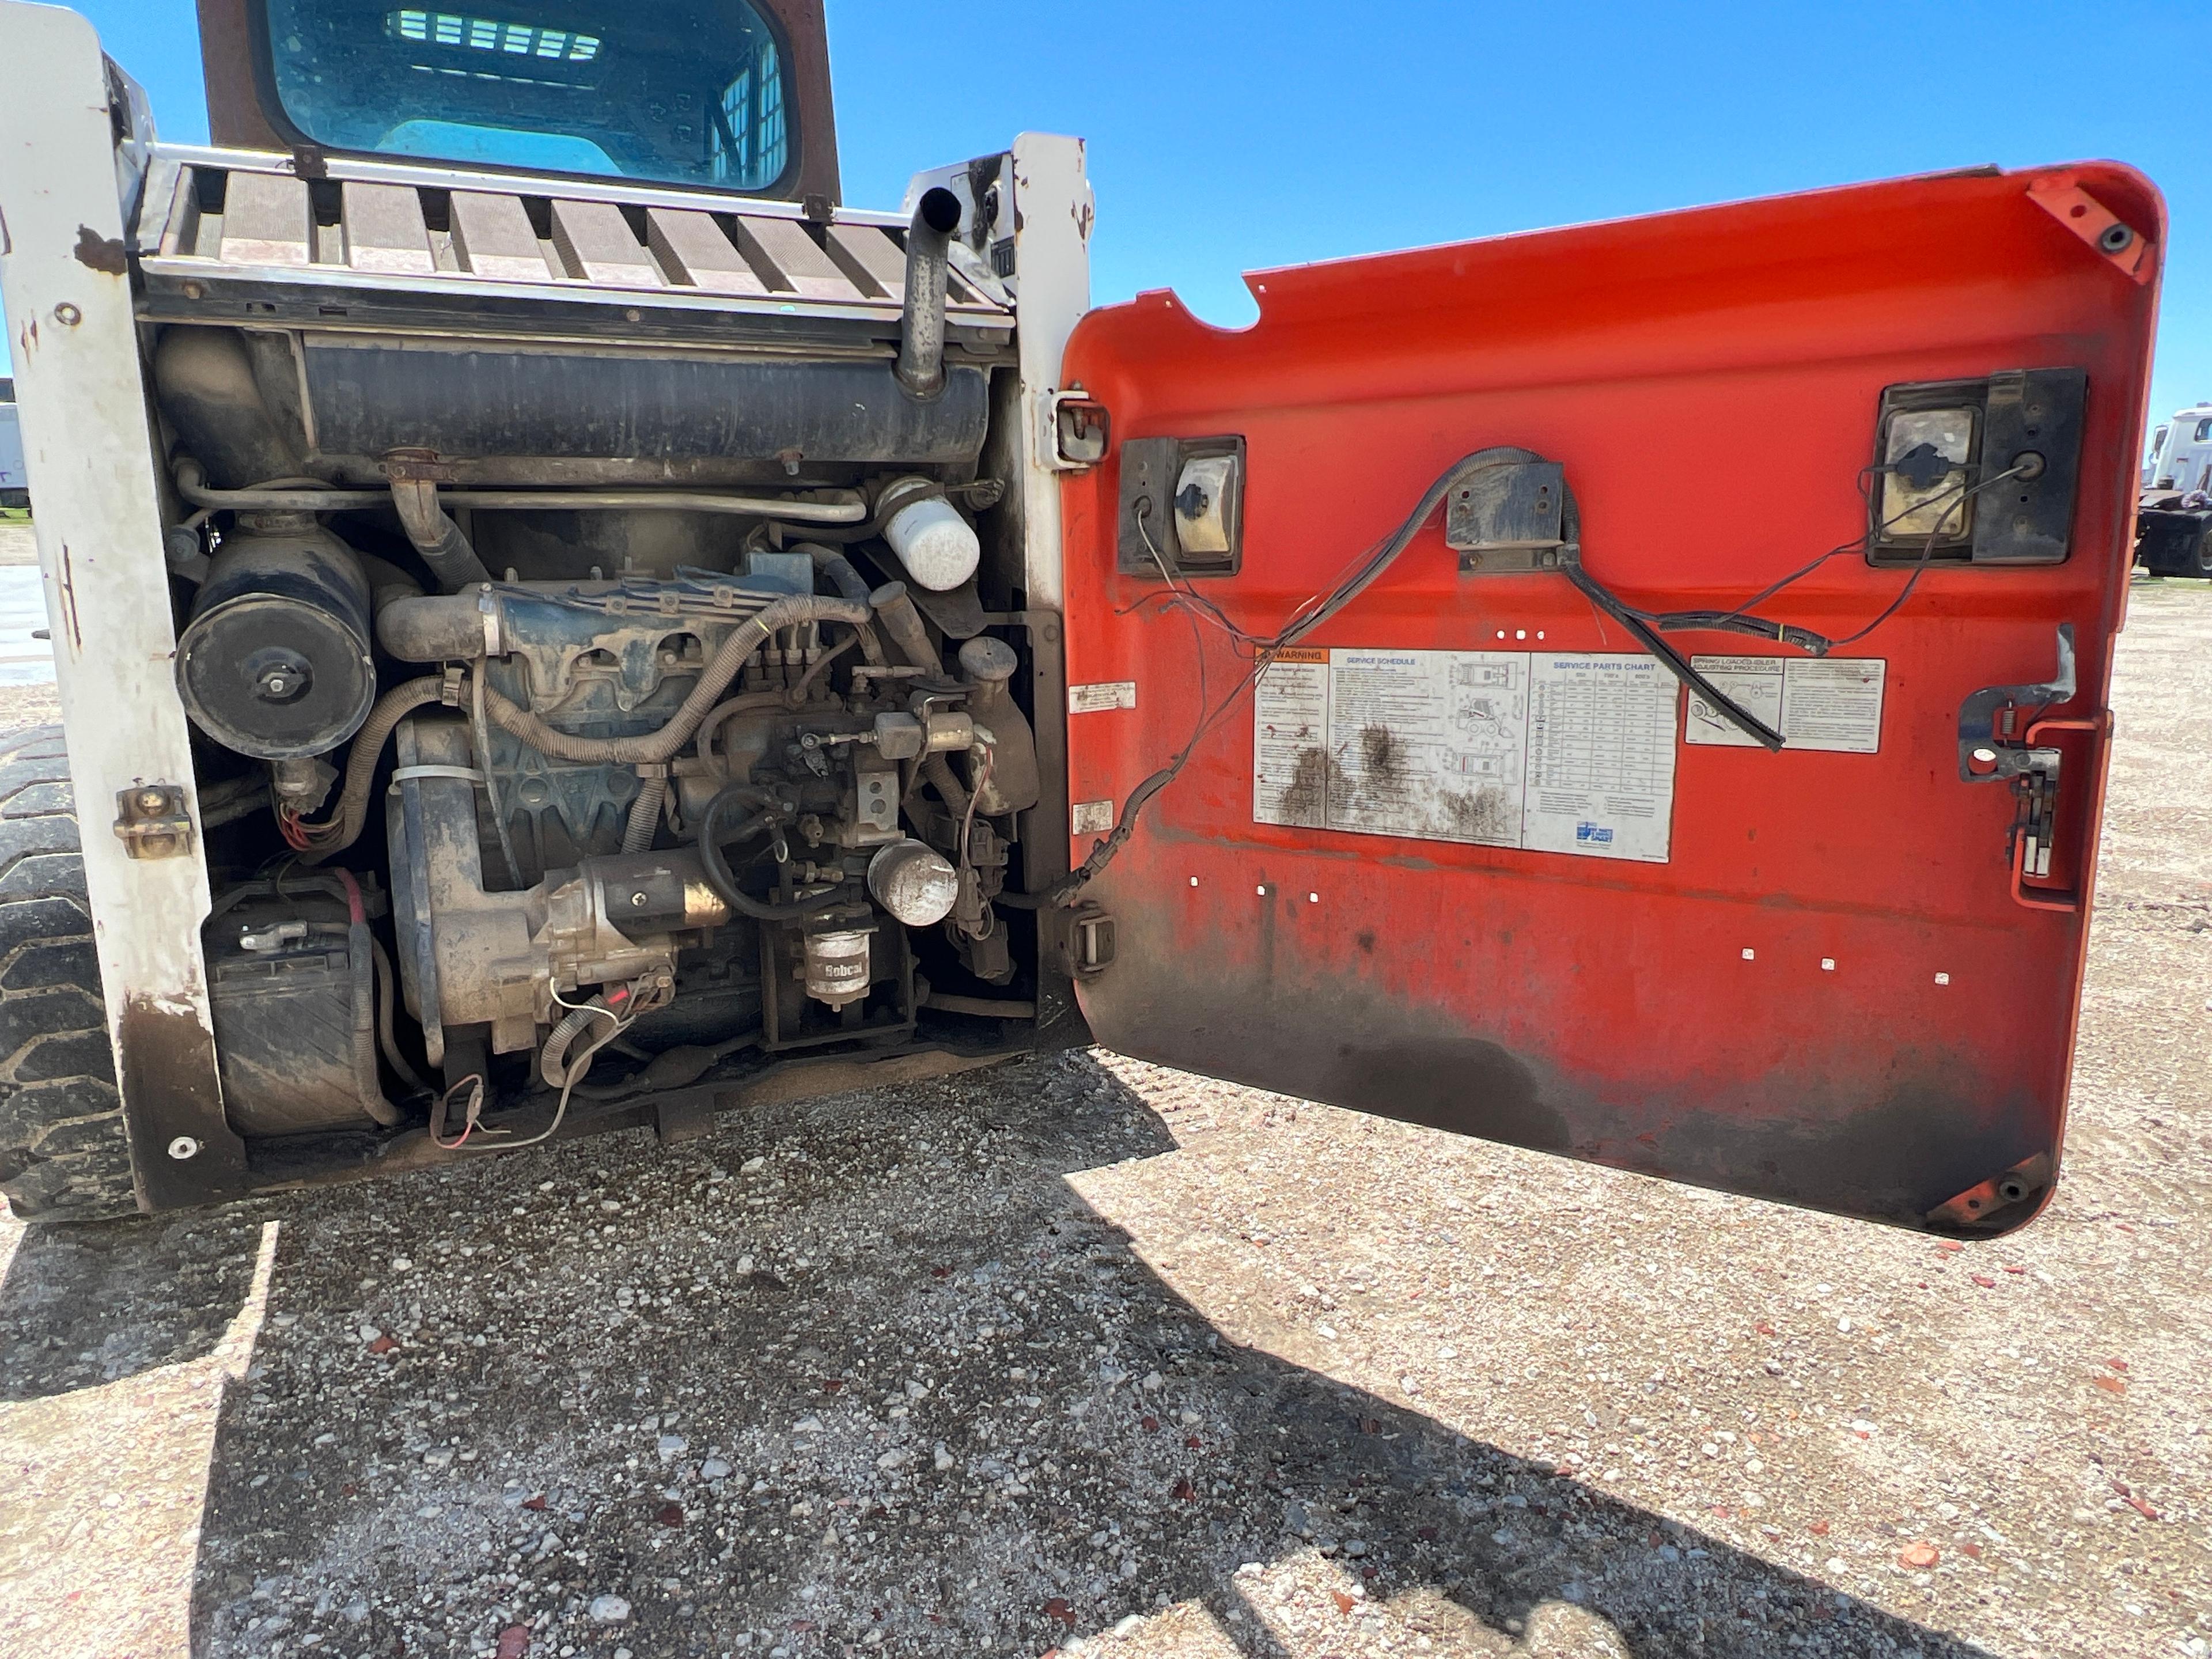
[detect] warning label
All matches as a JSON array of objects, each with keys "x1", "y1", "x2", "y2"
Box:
[
  {"x1": 1253, "y1": 647, "x2": 1677, "y2": 862},
  {"x1": 1684, "y1": 656, "x2": 1885, "y2": 752},
  {"x1": 1069, "y1": 681, "x2": 1138, "y2": 714}
]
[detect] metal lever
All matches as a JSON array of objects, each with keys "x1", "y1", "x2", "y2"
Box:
[
  {"x1": 1956, "y1": 624, "x2": 2075, "y2": 783},
  {"x1": 1957, "y1": 627, "x2": 2096, "y2": 911}
]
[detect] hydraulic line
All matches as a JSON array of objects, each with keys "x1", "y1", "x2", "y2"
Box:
[
  {"x1": 695, "y1": 785, "x2": 838, "y2": 921},
  {"x1": 171, "y1": 459, "x2": 869, "y2": 524},
  {"x1": 367, "y1": 933, "x2": 428, "y2": 1096},
  {"x1": 330, "y1": 870, "x2": 400, "y2": 1127},
  {"x1": 921, "y1": 752, "x2": 969, "y2": 819},
  {"x1": 295, "y1": 675, "x2": 450, "y2": 859}
]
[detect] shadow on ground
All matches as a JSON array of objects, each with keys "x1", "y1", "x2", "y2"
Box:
[{"x1": 0, "y1": 1052, "x2": 1994, "y2": 1657}]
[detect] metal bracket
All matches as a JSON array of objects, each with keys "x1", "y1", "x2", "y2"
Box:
[
  {"x1": 380, "y1": 447, "x2": 457, "y2": 483},
  {"x1": 1047, "y1": 392, "x2": 1109, "y2": 471},
  {"x1": 1052, "y1": 900, "x2": 1115, "y2": 980},
  {"x1": 1958, "y1": 626, "x2": 2089, "y2": 894},
  {"x1": 113, "y1": 783, "x2": 194, "y2": 859},
  {"x1": 1957, "y1": 625, "x2": 2075, "y2": 783},
  {"x1": 1927, "y1": 1150, "x2": 2054, "y2": 1231},
  {"x1": 2026, "y1": 176, "x2": 2154, "y2": 284},
  {"x1": 1445, "y1": 457, "x2": 1567, "y2": 572}
]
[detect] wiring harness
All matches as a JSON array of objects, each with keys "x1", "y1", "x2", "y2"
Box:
[{"x1": 1039, "y1": 446, "x2": 2029, "y2": 904}]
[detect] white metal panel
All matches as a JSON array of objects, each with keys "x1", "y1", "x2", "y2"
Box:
[
  {"x1": 0, "y1": 0, "x2": 243, "y2": 1204},
  {"x1": 1007, "y1": 133, "x2": 1093, "y2": 613}
]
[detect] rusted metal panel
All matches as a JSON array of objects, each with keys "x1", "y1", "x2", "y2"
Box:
[
  {"x1": 340, "y1": 181, "x2": 435, "y2": 275},
  {"x1": 1056, "y1": 162, "x2": 2162, "y2": 1234}
]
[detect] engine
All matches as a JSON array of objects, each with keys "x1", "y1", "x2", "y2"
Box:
[{"x1": 151, "y1": 185, "x2": 1051, "y2": 1152}]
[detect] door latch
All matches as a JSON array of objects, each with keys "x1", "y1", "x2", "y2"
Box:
[
  {"x1": 1047, "y1": 392, "x2": 1110, "y2": 470},
  {"x1": 113, "y1": 783, "x2": 194, "y2": 859},
  {"x1": 1957, "y1": 625, "x2": 2078, "y2": 889}
]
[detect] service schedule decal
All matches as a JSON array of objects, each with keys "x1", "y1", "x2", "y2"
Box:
[{"x1": 1253, "y1": 647, "x2": 1678, "y2": 863}]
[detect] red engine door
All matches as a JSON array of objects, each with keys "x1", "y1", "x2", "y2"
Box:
[{"x1": 1054, "y1": 163, "x2": 2161, "y2": 1235}]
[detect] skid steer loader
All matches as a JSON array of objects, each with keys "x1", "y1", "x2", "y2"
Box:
[{"x1": 0, "y1": 0, "x2": 2163, "y2": 1236}]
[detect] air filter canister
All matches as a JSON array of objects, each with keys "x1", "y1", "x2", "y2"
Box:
[{"x1": 176, "y1": 528, "x2": 377, "y2": 760}]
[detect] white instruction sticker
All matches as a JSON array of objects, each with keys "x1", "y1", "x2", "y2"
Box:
[
  {"x1": 1685, "y1": 656, "x2": 1885, "y2": 752},
  {"x1": 1069, "y1": 681, "x2": 1138, "y2": 714},
  {"x1": 1520, "y1": 655, "x2": 1679, "y2": 862},
  {"x1": 1253, "y1": 647, "x2": 1676, "y2": 862},
  {"x1": 1251, "y1": 649, "x2": 1332, "y2": 828},
  {"x1": 1070, "y1": 798, "x2": 1115, "y2": 835}
]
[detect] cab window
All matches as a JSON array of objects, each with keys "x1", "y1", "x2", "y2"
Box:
[{"x1": 259, "y1": 1, "x2": 794, "y2": 192}]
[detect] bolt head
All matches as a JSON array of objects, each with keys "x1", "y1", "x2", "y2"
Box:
[
  {"x1": 166, "y1": 1135, "x2": 200, "y2": 1161},
  {"x1": 135, "y1": 786, "x2": 168, "y2": 813}
]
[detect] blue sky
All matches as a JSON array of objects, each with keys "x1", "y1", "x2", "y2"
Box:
[{"x1": 8, "y1": 0, "x2": 2207, "y2": 433}]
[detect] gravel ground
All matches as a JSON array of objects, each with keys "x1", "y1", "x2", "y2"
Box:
[{"x1": 1, "y1": 579, "x2": 2208, "y2": 1659}]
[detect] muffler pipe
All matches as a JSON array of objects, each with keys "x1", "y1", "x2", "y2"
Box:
[{"x1": 896, "y1": 188, "x2": 964, "y2": 402}]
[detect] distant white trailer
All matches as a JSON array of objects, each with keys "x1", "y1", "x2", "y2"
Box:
[
  {"x1": 0, "y1": 377, "x2": 26, "y2": 509},
  {"x1": 2142, "y1": 403, "x2": 2212, "y2": 493}
]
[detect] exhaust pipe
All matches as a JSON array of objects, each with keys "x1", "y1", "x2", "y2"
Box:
[{"x1": 896, "y1": 188, "x2": 964, "y2": 401}]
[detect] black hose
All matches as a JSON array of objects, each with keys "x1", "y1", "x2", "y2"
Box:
[
  {"x1": 695, "y1": 786, "x2": 840, "y2": 921},
  {"x1": 800, "y1": 541, "x2": 874, "y2": 605},
  {"x1": 389, "y1": 479, "x2": 494, "y2": 591},
  {"x1": 368, "y1": 933, "x2": 429, "y2": 1096},
  {"x1": 1565, "y1": 565, "x2": 1785, "y2": 749},
  {"x1": 346, "y1": 923, "x2": 401, "y2": 1126},
  {"x1": 922, "y1": 752, "x2": 968, "y2": 819}
]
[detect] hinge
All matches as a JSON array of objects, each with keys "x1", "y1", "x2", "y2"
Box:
[
  {"x1": 113, "y1": 783, "x2": 193, "y2": 859},
  {"x1": 1052, "y1": 900, "x2": 1115, "y2": 980},
  {"x1": 1045, "y1": 391, "x2": 1109, "y2": 471}
]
